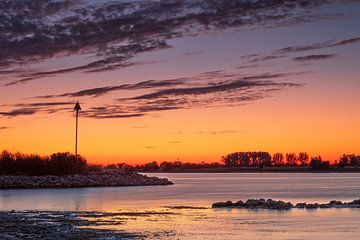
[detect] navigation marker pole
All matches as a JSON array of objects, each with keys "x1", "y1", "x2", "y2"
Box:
[{"x1": 74, "y1": 101, "x2": 81, "y2": 160}]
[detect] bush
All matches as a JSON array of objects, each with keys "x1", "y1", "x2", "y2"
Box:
[
  {"x1": 310, "y1": 157, "x2": 330, "y2": 171},
  {"x1": 0, "y1": 151, "x2": 88, "y2": 176}
]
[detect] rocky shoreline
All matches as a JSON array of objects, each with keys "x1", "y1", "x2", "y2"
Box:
[
  {"x1": 212, "y1": 198, "x2": 360, "y2": 210},
  {"x1": 0, "y1": 211, "x2": 140, "y2": 240},
  {"x1": 0, "y1": 170, "x2": 173, "y2": 189}
]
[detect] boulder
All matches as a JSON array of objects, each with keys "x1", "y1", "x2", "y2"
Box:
[
  {"x1": 233, "y1": 200, "x2": 245, "y2": 207},
  {"x1": 329, "y1": 200, "x2": 343, "y2": 206},
  {"x1": 348, "y1": 199, "x2": 360, "y2": 205},
  {"x1": 305, "y1": 203, "x2": 319, "y2": 209},
  {"x1": 295, "y1": 203, "x2": 307, "y2": 208},
  {"x1": 212, "y1": 201, "x2": 234, "y2": 208}
]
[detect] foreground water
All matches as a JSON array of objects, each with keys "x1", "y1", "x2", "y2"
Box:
[{"x1": 1, "y1": 173, "x2": 360, "y2": 239}]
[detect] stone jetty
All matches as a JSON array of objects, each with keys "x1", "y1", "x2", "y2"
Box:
[
  {"x1": 0, "y1": 170, "x2": 173, "y2": 189},
  {"x1": 212, "y1": 198, "x2": 360, "y2": 210}
]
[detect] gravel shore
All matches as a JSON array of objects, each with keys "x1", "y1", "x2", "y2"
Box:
[
  {"x1": 0, "y1": 211, "x2": 140, "y2": 240},
  {"x1": 0, "y1": 170, "x2": 173, "y2": 189}
]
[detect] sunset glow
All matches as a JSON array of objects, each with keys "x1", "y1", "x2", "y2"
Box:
[{"x1": 1, "y1": 0, "x2": 359, "y2": 164}]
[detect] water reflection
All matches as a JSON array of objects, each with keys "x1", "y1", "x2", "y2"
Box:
[{"x1": 0, "y1": 173, "x2": 360, "y2": 211}]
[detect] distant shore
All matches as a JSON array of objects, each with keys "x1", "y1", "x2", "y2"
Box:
[
  {"x1": 0, "y1": 170, "x2": 172, "y2": 189},
  {"x1": 141, "y1": 166, "x2": 360, "y2": 173}
]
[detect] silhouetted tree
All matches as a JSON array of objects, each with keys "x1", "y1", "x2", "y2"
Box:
[
  {"x1": 222, "y1": 152, "x2": 271, "y2": 167},
  {"x1": 272, "y1": 153, "x2": 284, "y2": 166},
  {"x1": 339, "y1": 154, "x2": 349, "y2": 167},
  {"x1": 298, "y1": 152, "x2": 309, "y2": 166},
  {"x1": 0, "y1": 151, "x2": 88, "y2": 175},
  {"x1": 222, "y1": 153, "x2": 239, "y2": 167},
  {"x1": 286, "y1": 153, "x2": 297, "y2": 166},
  {"x1": 310, "y1": 156, "x2": 329, "y2": 171},
  {"x1": 349, "y1": 154, "x2": 359, "y2": 166},
  {"x1": 143, "y1": 161, "x2": 160, "y2": 171}
]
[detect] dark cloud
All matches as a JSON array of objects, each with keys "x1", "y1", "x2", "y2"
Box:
[
  {"x1": 0, "y1": 126, "x2": 10, "y2": 130},
  {"x1": 86, "y1": 113, "x2": 145, "y2": 119},
  {"x1": 0, "y1": 0, "x2": 343, "y2": 85},
  {"x1": 247, "y1": 55, "x2": 286, "y2": 63},
  {"x1": 278, "y1": 37, "x2": 360, "y2": 53},
  {"x1": 129, "y1": 73, "x2": 300, "y2": 100},
  {"x1": 13, "y1": 101, "x2": 74, "y2": 107},
  {"x1": 76, "y1": 71, "x2": 303, "y2": 119},
  {"x1": 293, "y1": 54, "x2": 336, "y2": 61},
  {"x1": 0, "y1": 108, "x2": 38, "y2": 117},
  {"x1": 0, "y1": 101, "x2": 75, "y2": 118},
  {"x1": 236, "y1": 64, "x2": 262, "y2": 69},
  {"x1": 3, "y1": 70, "x2": 304, "y2": 119},
  {"x1": 36, "y1": 79, "x2": 186, "y2": 98}
]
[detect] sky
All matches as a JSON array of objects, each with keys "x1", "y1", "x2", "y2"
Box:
[{"x1": 0, "y1": 0, "x2": 359, "y2": 164}]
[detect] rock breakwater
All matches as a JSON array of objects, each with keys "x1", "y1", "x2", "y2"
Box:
[
  {"x1": 0, "y1": 170, "x2": 173, "y2": 189},
  {"x1": 212, "y1": 198, "x2": 360, "y2": 210}
]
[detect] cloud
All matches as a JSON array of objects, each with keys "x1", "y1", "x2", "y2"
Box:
[
  {"x1": 293, "y1": 54, "x2": 336, "y2": 61},
  {"x1": 2, "y1": 70, "x2": 304, "y2": 119},
  {"x1": 12, "y1": 101, "x2": 74, "y2": 107},
  {"x1": 0, "y1": 108, "x2": 38, "y2": 117},
  {"x1": 0, "y1": 126, "x2": 10, "y2": 130},
  {"x1": 0, "y1": 0, "x2": 344, "y2": 85},
  {"x1": 246, "y1": 55, "x2": 286, "y2": 63},
  {"x1": 77, "y1": 71, "x2": 302, "y2": 119},
  {"x1": 0, "y1": 101, "x2": 75, "y2": 118},
  {"x1": 36, "y1": 79, "x2": 186, "y2": 98},
  {"x1": 197, "y1": 130, "x2": 242, "y2": 135},
  {"x1": 129, "y1": 73, "x2": 300, "y2": 100},
  {"x1": 236, "y1": 64, "x2": 262, "y2": 69},
  {"x1": 137, "y1": 144, "x2": 155, "y2": 149},
  {"x1": 278, "y1": 37, "x2": 360, "y2": 53}
]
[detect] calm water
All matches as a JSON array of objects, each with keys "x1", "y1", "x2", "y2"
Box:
[{"x1": 1, "y1": 173, "x2": 360, "y2": 239}]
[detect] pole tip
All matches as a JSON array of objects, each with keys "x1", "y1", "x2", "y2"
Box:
[{"x1": 74, "y1": 101, "x2": 81, "y2": 111}]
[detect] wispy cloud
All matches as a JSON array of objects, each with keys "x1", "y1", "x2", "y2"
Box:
[
  {"x1": 2, "y1": 70, "x2": 304, "y2": 119},
  {"x1": 36, "y1": 79, "x2": 186, "y2": 98},
  {"x1": 12, "y1": 102, "x2": 74, "y2": 107},
  {"x1": 0, "y1": 108, "x2": 38, "y2": 117},
  {"x1": 197, "y1": 130, "x2": 242, "y2": 135},
  {"x1": 277, "y1": 37, "x2": 360, "y2": 53},
  {"x1": 0, "y1": 0, "x2": 346, "y2": 85},
  {"x1": 79, "y1": 71, "x2": 303, "y2": 119},
  {"x1": 293, "y1": 54, "x2": 336, "y2": 61},
  {"x1": 0, "y1": 101, "x2": 74, "y2": 117},
  {"x1": 246, "y1": 55, "x2": 286, "y2": 63}
]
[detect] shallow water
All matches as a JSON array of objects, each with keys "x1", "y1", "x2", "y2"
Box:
[{"x1": 1, "y1": 173, "x2": 360, "y2": 239}]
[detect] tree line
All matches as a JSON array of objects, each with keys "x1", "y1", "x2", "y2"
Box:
[
  {"x1": 222, "y1": 152, "x2": 312, "y2": 167},
  {"x1": 223, "y1": 151, "x2": 360, "y2": 170},
  {"x1": 1, "y1": 150, "x2": 359, "y2": 175},
  {"x1": 120, "y1": 152, "x2": 360, "y2": 172},
  {"x1": 0, "y1": 151, "x2": 88, "y2": 175}
]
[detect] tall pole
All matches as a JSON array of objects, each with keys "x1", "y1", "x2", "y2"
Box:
[{"x1": 74, "y1": 102, "x2": 81, "y2": 159}]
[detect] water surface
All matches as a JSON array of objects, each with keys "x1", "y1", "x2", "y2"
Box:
[{"x1": 1, "y1": 173, "x2": 359, "y2": 239}]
